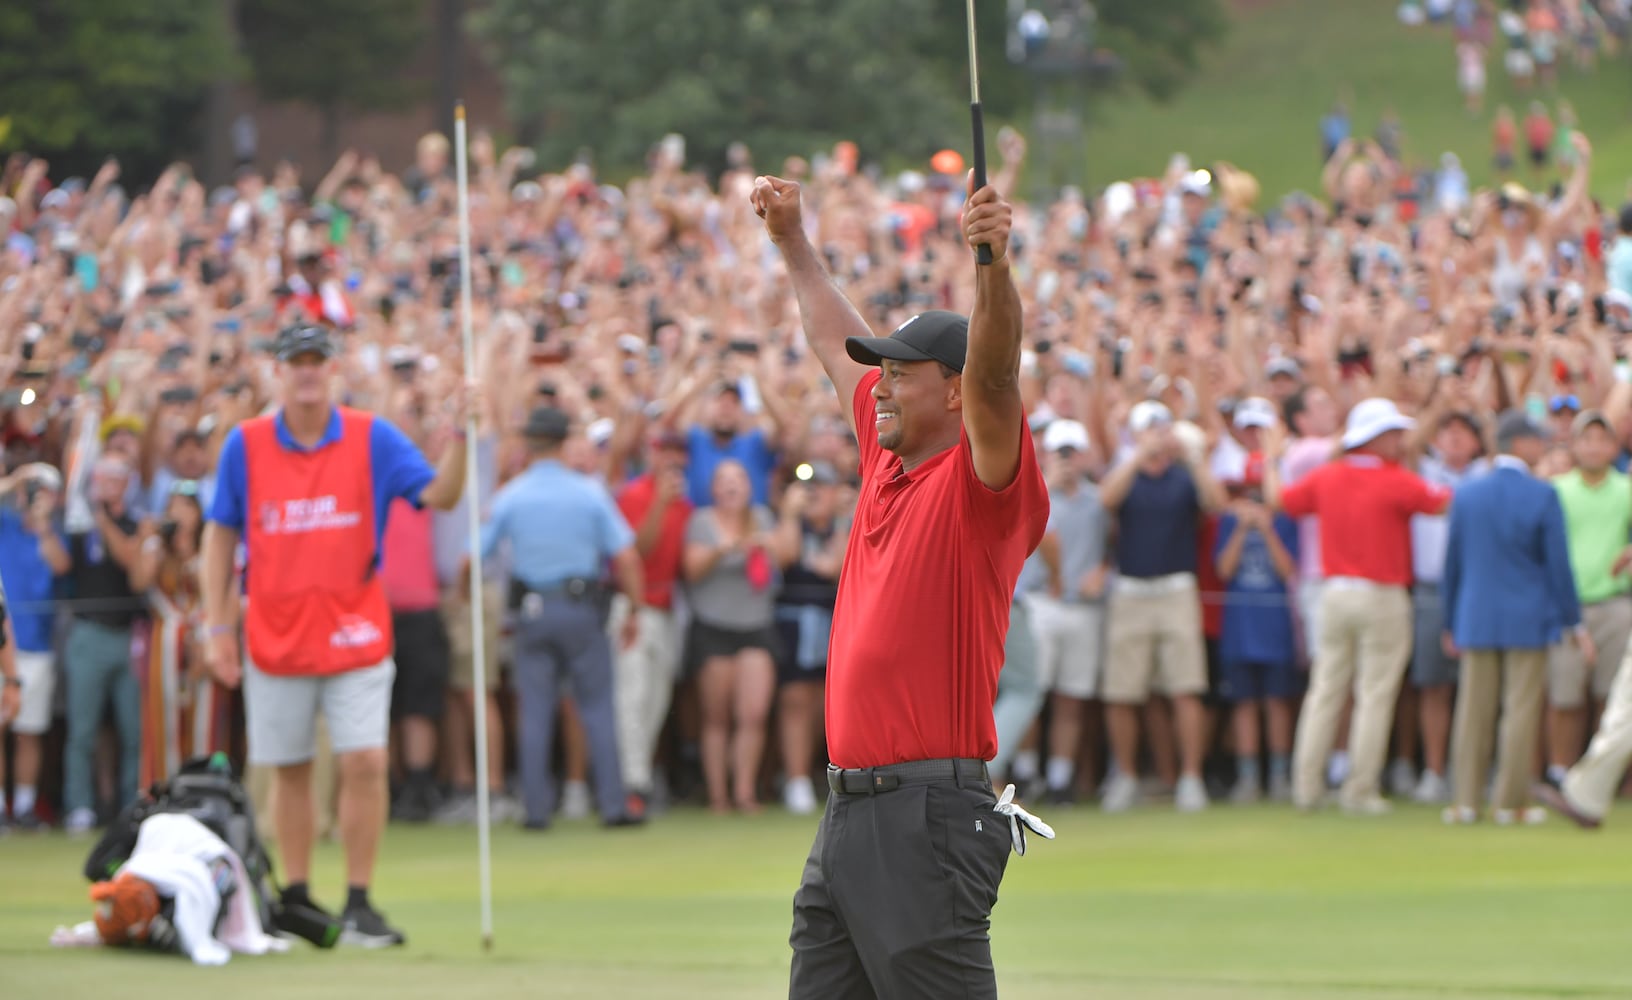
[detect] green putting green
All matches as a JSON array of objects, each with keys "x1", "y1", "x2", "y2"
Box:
[{"x1": 3, "y1": 803, "x2": 1630, "y2": 998}]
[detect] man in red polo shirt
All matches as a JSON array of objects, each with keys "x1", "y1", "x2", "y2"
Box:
[
  {"x1": 754, "y1": 168, "x2": 1049, "y2": 999},
  {"x1": 1263, "y1": 398, "x2": 1451, "y2": 815},
  {"x1": 612, "y1": 428, "x2": 692, "y2": 812}
]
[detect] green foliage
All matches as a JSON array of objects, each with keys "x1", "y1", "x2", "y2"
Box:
[
  {"x1": 473, "y1": 0, "x2": 1226, "y2": 176},
  {"x1": 0, "y1": 0, "x2": 232, "y2": 180},
  {"x1": 1092, "y1": 0, "x2": 1230, "y2": 102},
  {"x1": 475, "y1": 0, "x2": 985, "y2": 174},
  {"x1": 238, "y1": 0, "x2": 426, "y2": 135}
]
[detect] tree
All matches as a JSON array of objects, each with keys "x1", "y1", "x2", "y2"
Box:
[
  {"x1": 0, "y1": 0, "x2": 233, "y2": 182},
  {"x1": 237, "y1": 0, "x2": 427, "y2": 157},
  {"x1": 472, "y1": 0, "x2": 970, "y2": 176},
  {"x1": 1088, "y1": 0, "x2": 1228, "y2": 103}
]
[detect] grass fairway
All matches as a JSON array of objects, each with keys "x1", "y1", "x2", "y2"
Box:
[
  {"x1": 1077, "y1": 0, "x2": 1632, "y2": 204},
  {"x1": 3, "y1": 803, "x2": 1631, "y2": 999}
]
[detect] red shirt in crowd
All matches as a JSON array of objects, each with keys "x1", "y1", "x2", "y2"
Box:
[
  {"x1": 825, "y1": 370, "x2": 1049, "y2": 769},
  {"x1": 1279, "y1": 454, "x2": 1450, "y2": 587},
  {"x1": 616, "y1": 473, "x2": 692, "y2": 611}
]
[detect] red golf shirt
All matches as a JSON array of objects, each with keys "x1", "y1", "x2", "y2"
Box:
[
  {"x1": 825, "y1": 370, "x2": 1049, "y2": 769},
  {"x1": 1279, "y1": 454, "x2": 1450, "y2": 587},
  {"x1": 616, "y1": 473, "x2": 691, "y2": 611}
]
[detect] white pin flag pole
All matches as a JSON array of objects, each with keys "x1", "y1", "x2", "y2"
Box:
[{"x1": 454, "y1": 101, "x2": 495, "y2": 953}]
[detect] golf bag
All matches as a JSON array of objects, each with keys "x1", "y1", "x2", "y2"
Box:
[{"x1": 83, "y1": 753, "x2": 340, "y2": 949}]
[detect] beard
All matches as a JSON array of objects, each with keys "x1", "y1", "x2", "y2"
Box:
[
  {"x1": 878, "y1": 425, "x2": 903, "y2": 451},
  {"x1": 711, "y1": 424, "x2": 735, "y2": 440}
]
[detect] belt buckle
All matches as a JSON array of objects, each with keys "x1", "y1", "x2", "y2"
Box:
[
  {"x1": 566, "y1": 578, "x2": 589, "y2": 599},
  {"x1": 868, "y1": 768, "x2": 899, "y2": 794}
]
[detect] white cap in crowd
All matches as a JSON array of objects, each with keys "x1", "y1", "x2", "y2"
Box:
[
  {"x1": 1128, "y1": 401, "x2": 1174, "y2": 433},
  {"x1": 1341, "y1": 398, "x2": 1416, "y2": 450},
  {"x1": 1233, "y1": 397, "x2": 1278, "y2": 430},
  {"x1": 1042, "y1": 419, "x2": 1091, "y2": 454}
]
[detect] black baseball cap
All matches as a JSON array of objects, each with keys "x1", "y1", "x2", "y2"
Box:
[
  {"x1": 523, "y1": 405, "x2": 571, "y2": 441},
  {"x1": 274, "y1": 325, "x2": 337, "y2": 361},
  {"x1": 845, "y1": 310, "x2": 968, "y2": 374}
]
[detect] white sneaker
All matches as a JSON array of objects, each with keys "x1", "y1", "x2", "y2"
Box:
[
  {"x1": 1441, "y1": 805, "x2": 1478, "y2": 825},
  {"x1": 1229, "y1": 776, "x2": 1261, "y2": 805},
  {"x1": 1388, "y1": 759, "x2": 1416, "y2": 797},
  {"x1": 783, "y1": 776, "x2": 817, "y2": 816},
  {"x1": 64, "y1": 807, "x2": 96, "y2": 836},
  {"x1": 1175, "y1": 776, "x2": 1210, "y2": 813},
  {"x1": 1493, "y1": 806, "x2": 1547, "y2": 826},
  {"x1": 1412, "y1": 770, "x2": 1450, "y2": 804},
  {"x1": 560, "y1": 781, "x2": 591, "y2": 820},
  {"x1": 1101, "y1": 772, "x2": 1139, "y2": 813},
  {"x1": 1341, "y1": 795, "x2": 1392, "y2": 817},
  {"x1": 1267, "y1": 772, "x2": 1293, "y2": 803}
]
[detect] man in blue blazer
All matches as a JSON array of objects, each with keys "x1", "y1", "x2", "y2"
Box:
[{"x1": 1442, "y1": 410, "x2": 1589, "y2": 824}]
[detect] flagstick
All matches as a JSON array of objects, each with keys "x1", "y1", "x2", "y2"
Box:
[{"x1": 454, "y1": 101, "x2": 495, "y2": 954}]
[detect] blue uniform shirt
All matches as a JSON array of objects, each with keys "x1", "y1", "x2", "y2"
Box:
[
  {"x1": 209, "y1": 408, "x2": 435, "y2": 560},
  {"x1": 0, "y1": 507, "x2": 63, "y2": 652},
  {"x1": 481, "y1": 459, "x2": 635, "y2": 589}
]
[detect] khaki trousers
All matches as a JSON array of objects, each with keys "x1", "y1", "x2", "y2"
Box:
[
  {"x1": 1563, "y1": 641, "x2": 1632, "y2": 820},
  {"x1": 1450, "y1": 649, "x2": 1546, "y2": 812},
  {"x1": 1292, "y1": 585, "x2": 1412, "y2": 807}
]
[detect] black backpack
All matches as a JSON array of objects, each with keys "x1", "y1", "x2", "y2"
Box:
[{"x1": 84, "y1": 753, "x2": 338, "y2": 948}]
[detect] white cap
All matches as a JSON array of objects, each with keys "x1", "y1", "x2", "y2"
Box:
[
  {"x1": 1341, "y1": 398, "x2": 1416, "y2": 450},
  {"x1": 586, "y1": 417, "x2": 616, "y2": 447},
  {"x1": 1233, "y1": 397, "x2": 1278, "y2": 430},
  {"x1": 1179, "y1": 170, "x2": 1212, "y2": 198},
  {"x1": 1266, "y1": 357, "x2": 1302, "y2": 380},
  {"x1": 1605, "y1": 289, "x2": 1632, "y2": 314},
  {"x1": 1042, "y1": 419, "x2": 1091, "y2": 454},
  {"x1": 1129, "y1": 401, "x2": 1174, "y2": 433}
]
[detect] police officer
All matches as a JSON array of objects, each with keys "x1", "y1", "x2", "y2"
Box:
[{"x1": 480, "y1": 406, "x2": 646, "y2": 829}]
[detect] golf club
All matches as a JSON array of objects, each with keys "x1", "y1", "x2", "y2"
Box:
[{"x1": 966, "y1": 0, "x2": 993, "y2": 265}]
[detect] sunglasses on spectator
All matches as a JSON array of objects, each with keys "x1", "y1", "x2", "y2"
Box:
[{"x1": 1549, "y1": 395, "x2": 1580, "y2": 414}]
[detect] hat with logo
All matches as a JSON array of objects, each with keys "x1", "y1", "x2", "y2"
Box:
[{"x1": 845, "y1": 311, "x2": 968, "y2": 374}]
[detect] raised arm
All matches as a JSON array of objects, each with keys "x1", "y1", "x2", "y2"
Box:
[
  {"x1": 960, "y1": 180, "x2": 1025, "y2": 491},
  {"x1": 752, "y1": 176, "x2": 869, "y2": 435}
]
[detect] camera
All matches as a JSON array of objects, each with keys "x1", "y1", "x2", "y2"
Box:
[{"x1": 158, "y1": 520, "x2": 179, "y2": 545}]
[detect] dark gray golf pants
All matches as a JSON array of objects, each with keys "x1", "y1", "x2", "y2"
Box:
[{"x1": 788, "y1": 763, "x2": 1012, "y2": 999}]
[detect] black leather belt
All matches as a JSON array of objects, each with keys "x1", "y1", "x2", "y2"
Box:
[
  {"x1": 508, "y1": 577, "x2": 605, "y2": 609},
  {"x1": 826, "y1": 758, "x2": 990, "y2": 796}
]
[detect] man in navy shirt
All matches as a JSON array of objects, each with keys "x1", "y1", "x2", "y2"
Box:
[{"x1": 1098, "y1": 402, "x2": 1225, "y2": 813}]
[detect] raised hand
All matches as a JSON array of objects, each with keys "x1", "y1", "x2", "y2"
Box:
[{"x1": 750, "y1": 176, "x2": 804, "y2": 244}]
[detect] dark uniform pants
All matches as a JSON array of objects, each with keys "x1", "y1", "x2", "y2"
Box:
[
  {"x1": 513, "y1": 594, "x2": 626, "y2": 825},
  {"x1": 788, "y1": 768, "x2": 1012, "y2": 999}
]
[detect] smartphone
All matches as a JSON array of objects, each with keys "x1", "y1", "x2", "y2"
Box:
[{"x1": 160, "y1": 386, "x2": 199, "y2": 405}]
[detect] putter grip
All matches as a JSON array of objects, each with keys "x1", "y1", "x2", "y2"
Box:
[{"x1": 970, "y1": 101, "x2": 993, "y2": 265}]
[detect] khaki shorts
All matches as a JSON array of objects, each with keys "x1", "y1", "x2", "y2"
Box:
[
  {"x1": 1548, "y1": 596, "x2": 1632, "y2": 709},
  {"x1": 1102, "y1": 579, "x2": 1206, "y2": 703},
  {"x1": 442, "y1": 582, "x2": 505, "y2": 692},
  {"x1": 1024, "y1": 594, "x2": 1105, "y2": 699},
  {"x1": 244, "y1": 657, "x2": 395, "y2": 766}
]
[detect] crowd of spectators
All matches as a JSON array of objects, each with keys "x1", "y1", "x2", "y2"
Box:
[{"x1": 1, "y1": 106, "x2": 1631, "y2": 835}]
